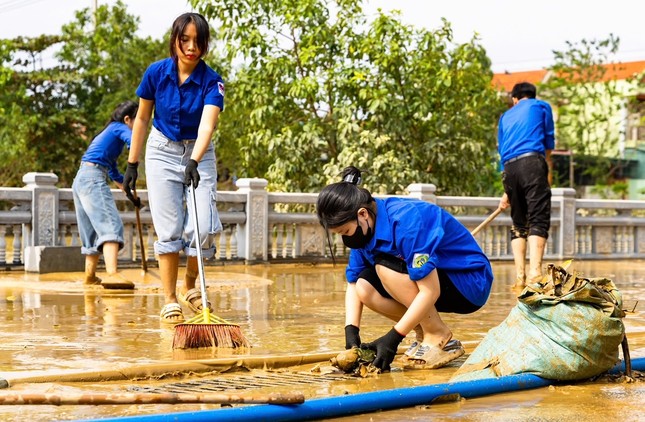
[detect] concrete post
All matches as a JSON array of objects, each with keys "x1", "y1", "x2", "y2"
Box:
[
  {"x1": 235, "y1": 178, "x2": 269, "y2": 262},
  {"x1": 551, "y1": 187, "x2": 577, "y2": 259},
  {"x1": 22, "y1": 172, "x2": 84, "y2": 273},
  {"x1": 23, "y1": 172, "x2": 59, "y2": 247},
  {"x1": 406, "y1": 183, "x2": 437, "y2": 203}
]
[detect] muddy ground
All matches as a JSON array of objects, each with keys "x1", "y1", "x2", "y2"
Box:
[{"x1": 0, "y1": 259, "x2": 643, "y2": 421}]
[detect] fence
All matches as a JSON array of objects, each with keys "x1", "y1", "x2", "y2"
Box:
[{"x1": 1, "y1": 172, "x2": 645, "y2": 268}]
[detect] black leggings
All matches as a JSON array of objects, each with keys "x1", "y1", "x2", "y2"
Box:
[{"x1": 357, "y1": 254, "x2": 481, "y2": 314}]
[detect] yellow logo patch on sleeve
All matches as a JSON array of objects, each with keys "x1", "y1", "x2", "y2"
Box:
[{"x1": 413, "y1": 253, "x2": 429, "y2": 268}]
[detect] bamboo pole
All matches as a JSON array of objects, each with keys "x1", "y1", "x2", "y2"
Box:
[
  {"x1": 0, "y1": 351, "x2": 345, "y2": 387},
  {"x1": 0, "y1": 391, "x2": 304, "y2": 405},
  {"x1": 470, "y1": 207, "x2": 503, "y2": 236}
]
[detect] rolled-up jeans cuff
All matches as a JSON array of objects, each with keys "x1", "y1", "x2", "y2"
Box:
[
  {"x1": 184, "y1": 245, "x2": 215, "y2": 260},
  {"x1": 96, "y1": 235, "x2": 124, "y2": 251},
  {"x1": 154, "y1": 239, "x2": 185, "y2": 255}
]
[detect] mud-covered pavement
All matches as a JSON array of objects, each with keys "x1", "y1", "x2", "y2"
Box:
[{"x1": 0, "y1": 260, "x2": 643, "y2": 421}]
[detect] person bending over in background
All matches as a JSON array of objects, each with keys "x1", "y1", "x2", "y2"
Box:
[
  {"x1": 123, "y1": 12, "x2": 224, "y2": 324},
  {"x1": 497, "y1": 82, "x2": 555, "y2": 288},
  {"x1": 72, "y1": 100, "x2": 138, "y2": 287},
  {"x1": 316, "y1": 166, "x2": 494, "y2": 372}
]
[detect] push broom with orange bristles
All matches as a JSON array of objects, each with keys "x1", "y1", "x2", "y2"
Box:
[{"x1": 173, "y1": 182, "x2": 250, "y2": 349}]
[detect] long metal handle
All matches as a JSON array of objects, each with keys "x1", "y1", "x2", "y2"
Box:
[
  {"x1": 189, "y1": 181, "x2": 209, "y2": 314},
  {"x1": 471, "y1": 207, "x2": 503, "y2": 236}
]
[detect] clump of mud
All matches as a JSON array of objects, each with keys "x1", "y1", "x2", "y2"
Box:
[
  {"x1": 594, "y1": 370, "x2": 644, "y2": 383},
  {"x1": 329, "y1": 347, "x2": 379, "y2": 377}
]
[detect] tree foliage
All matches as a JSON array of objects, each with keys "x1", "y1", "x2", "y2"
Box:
[
  {"x1": 192, "y1": 0, "x2": 505, "y2": 195},
  {"x1": 0, "y1": 34, "x2": 77, "y2": 186},
  {"x1": 0, "y1": 1, "x2": 164, "y2": 187},
  {"x1": 57, "y1": 3, "x2": 164, "y2": 133},
  {"x1": 539, "y1": 35, "x2": 632, "y2": 186}
]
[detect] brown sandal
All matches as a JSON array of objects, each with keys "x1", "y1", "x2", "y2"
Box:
[
  {"x1": 403, "y1": 339, "x2": 465, "y2": 369},
  {"x1": 159, "y1": 303, "x2": 185, "y2": 324},
  {"x1": 179, "y1": 288, "x2": 213, "y2": 314}
]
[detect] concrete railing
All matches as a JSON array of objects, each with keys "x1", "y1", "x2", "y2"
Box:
[{"x1": 1, "y1": 172, "x2": 645, "y2": 270}]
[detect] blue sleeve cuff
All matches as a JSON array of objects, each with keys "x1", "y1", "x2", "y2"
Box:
[{"x1": 407, "y1": 259, "x2": 437, "y2": 281}]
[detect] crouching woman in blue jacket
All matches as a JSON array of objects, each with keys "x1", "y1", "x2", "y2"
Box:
[{"x1": 317, "y1": 166, "x2": 494, "y2": 372}]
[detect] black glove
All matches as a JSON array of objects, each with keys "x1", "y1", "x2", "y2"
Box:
[
  {"x1": 127, "y1": 190, "x2": 141, "y2": 208},
  {"x1": 123, "y1": 162, "x2": 140, "y2": 208},
  {"x1": 344, "y1": 324, "x2": 361, "y2": 350},
  {"x1": 360, "y1": 327, "x2": 405, "y2": 372},
  {"x1": 183, "y1": 159, "x2": 200, "y2": 189}
]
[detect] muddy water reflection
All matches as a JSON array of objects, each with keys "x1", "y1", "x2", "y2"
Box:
[{"x1": 0, "y1": 260, "x2": 643, "y2": 421}]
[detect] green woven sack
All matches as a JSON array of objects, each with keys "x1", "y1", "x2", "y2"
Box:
[{"x1": 451, "y1": 263, "x2": 625, "y2": 382}]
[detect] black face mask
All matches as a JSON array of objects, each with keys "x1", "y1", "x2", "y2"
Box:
[{"x1": 342, "y1": 216, "x2": 373, "y2": 249}]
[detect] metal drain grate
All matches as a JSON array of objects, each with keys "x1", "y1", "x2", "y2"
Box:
[{"x1": 128, "y1": 371, "x2": 357, "y2": 394}]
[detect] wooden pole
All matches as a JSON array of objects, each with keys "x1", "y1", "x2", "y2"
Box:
[
  {"x1": 471, "y1": 208, "x2": 503, "y2": 236},
  {"x1": 133, "y1": 187, "x2": 147, "y2": 272},
  {"x1": 0, "y1": 391, "x2": 304, "y2": 405}
]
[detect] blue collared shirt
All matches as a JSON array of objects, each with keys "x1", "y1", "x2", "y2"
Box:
[
  {"x1": 345, "y1": 198, "x2": 493, "y2": 306},
  {"x1": 81, "y1": 121, "x2": 132, "y2": 183},
  {"x1": 497, "y1": 98, "x2": 555, "y2": 168},
  {"x1": 136, "y1": 57, "x2": 225, "y2": 142}
]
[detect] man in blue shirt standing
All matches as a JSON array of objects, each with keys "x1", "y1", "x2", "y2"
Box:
[{"x1": 497, "y1": 82, "x2": 555, "y2": 288}]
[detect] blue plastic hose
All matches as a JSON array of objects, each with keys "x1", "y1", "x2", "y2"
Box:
[{"x1": 84, "y1": 357, "x2": 645, "y2": 422}]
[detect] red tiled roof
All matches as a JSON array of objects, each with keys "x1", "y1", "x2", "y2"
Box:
[
  {"x1": 492, "y1": 60, "x2": 645, "y2": 92},
  {"x1": 492, "y1": 70, "x2": 548, "y2": 92},
  {"x1": 603, "y1": 60, "x2": 645, "y2": 81}
]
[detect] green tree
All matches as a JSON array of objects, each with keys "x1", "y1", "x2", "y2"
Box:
[
  {"x1": 57, "y1": 1, "x2": 165, "y2": 134},
  {"x1": 192, "y1": 0, "x2": 504, "y2": 195},
  {"x1": 0, "y1": 35, "x2": 78, "y2": 186},
  {"x1": 539, "y1": 35, "x2": 631, "y2": 187},
  {"x1": 0, "y1": 1, "x2": 164, "y2": 187}
]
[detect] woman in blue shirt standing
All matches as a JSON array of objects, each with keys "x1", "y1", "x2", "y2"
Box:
[
  {"x1": 123, "y1": 13, "x2": 224, "y2": 324},
  {"x1": 72, "y1": 100, "x2": 138, "y2": 286},
  {"x1": 317, "y1": 166, "x2": 494, "y2": 372}
]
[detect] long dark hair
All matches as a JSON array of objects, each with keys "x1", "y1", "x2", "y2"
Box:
[
  {"x1": 169, "y1": 12, "x2": 210, "y2": 61},
  {"x1": 92, "y1": 100, "x2": 138, "y2": 142},
  {"x1": 317, "y1": 166, "x2": 375, "y2": 261}
]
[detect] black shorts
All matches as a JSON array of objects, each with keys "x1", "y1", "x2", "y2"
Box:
[
  {"x1": 357, "y1": 254, "x2": 480, "y2": 314},
  {"x1": 502, "y1": 154, "x2": 551, "y2": 239}
]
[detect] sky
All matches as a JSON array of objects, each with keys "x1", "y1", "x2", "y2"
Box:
[{"x1": 0, "y1": 0, "x2": 643, "y2": 73}]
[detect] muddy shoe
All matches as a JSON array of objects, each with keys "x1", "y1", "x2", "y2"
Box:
[
  {"x1": 179, "y1": 287, "x2": 213, "y2": 314},
  {"x1": 527, "y1": 274, "x2": 545, "y2": 285},
  {"x1": 101, "y1": 272, "x2": 135, "y2": 290},
  {"x1": 404, "y1": 339, "x2": 465, "y2": 369},
  {"x1": 84, "y1": 275, "x2": 102, "y2": 286},
  {"x1": 159, "y1": 302, "x2": 185, "y2": 324},
  {"x1": 401, "y1": 340, "x2": 421, "y2": 361},
  {"x1": 511, "y1": 275, "x2": 526, "y2": 289}
]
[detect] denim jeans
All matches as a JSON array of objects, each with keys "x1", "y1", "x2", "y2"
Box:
[
  {"x1": 145, "y1": 126, "x2": 222, "y2": 258},
  {"x1": 72, "y1": 163, "x2": 124, "y2": 255}
]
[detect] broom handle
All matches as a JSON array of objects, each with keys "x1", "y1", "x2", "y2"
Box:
[
  {"x1": 0, "y1": 391, "x2": 305, "y2": 405},
  {"x1": 189, "y1": 181, "x2": 209, "y2": 315},
  {"x1": 471, "y1": 207, "x2": 503, "y2": 236},
  {"x1": 132, "y1": 187, "x2": 147, "y2": 272}
]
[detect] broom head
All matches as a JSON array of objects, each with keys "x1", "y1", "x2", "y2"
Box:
[{"x1": 172, "y1": 308, "x2": 250, "y2": 349}]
